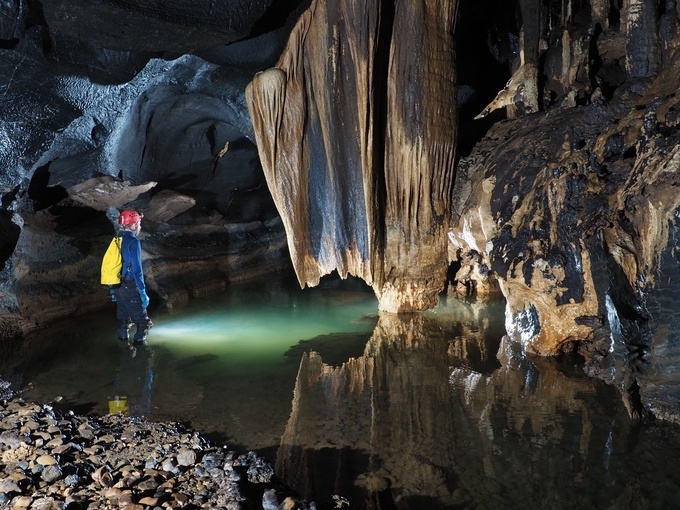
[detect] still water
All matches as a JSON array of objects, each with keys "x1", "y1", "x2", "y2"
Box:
[{"x1": 2, "y1": 275, "x2": 680, "y2": 510}]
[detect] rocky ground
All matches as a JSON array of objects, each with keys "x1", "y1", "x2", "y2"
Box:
[{"x1": 0, "y1": 381, "x2": 314, "y2": 510}]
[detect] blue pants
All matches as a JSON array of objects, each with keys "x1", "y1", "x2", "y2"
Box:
[{"x1": 115, "y1": 280, "x2": 152, "y2": 343}]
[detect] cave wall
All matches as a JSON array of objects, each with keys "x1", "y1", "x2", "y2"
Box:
[
  {"x1": 0, "y1": 0, "x2": 310, "y2": 336},
  {"x1": 0, "y1": 0, "x2": 679, "y2": 430},
  {"x1": 635, "y1": 213, "x2": 680, "y2": 421},
  {"x1": 448, "y1": 1, "x2": 680, "y2": 418}
]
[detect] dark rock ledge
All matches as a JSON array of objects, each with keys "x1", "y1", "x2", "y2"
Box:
[{"x1": 0, "y1": 382, "x2": 313, "y2": 510}]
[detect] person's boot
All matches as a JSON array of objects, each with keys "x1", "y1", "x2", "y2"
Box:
[
  {"x1": 132, "y1": 327, "x2": 147, "y2": 345},
  {"x1": 117, "y1": 321, "x2": 131, "y2": 342},
  {"x1": 133, "y1": 317, "x2": 152, "y2": 344}
]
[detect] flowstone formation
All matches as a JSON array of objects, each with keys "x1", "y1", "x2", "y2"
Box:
[
  {"x1": 246, "y1": 0, "x2": 458, "y2": 313},
  {"x1": 449, "y1": 2, "x2": 680, "y2": 419}
]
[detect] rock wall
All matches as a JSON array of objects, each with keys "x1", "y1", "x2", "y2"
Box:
[
  {"x1": 0, "y1": 1, "x2": 307, "y2": 337},
  {"x1": 3, "y1": 201, "x2": 291, "y2": 338},
  {"x1": 449, "y1": 29, "x2": 680, "y2": 417},
  {"x1": 637, "y1": 221, "x2": 680, "y2": 422}
]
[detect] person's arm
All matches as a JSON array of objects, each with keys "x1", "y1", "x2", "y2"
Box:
[{"x1": 128, "y1": 238, "x2": 149, "y2": 308}]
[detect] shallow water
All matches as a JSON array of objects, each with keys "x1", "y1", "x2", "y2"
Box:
[{"x1": 2, "y1": 275, "x2": 680, "y2": 510}]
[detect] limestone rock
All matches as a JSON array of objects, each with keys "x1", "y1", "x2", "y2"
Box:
[
  {"x1": 247, "y1": 0, "x2": 458, "y2": 312},
  {"x1": 144, "y1": 190, "x2": 196, "y2": 223},
  {"x1": 448, "y1": 29, "x2": 680, "y2": 420},
  {"x1": 66, "y1": 176, "x2": 157, "y2": 211}
]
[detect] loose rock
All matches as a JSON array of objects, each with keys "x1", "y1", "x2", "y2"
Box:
[{"x1": 0, "y1": 397, "x2": 313, "y2": 509}]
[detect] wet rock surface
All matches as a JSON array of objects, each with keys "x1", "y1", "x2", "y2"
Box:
[
  {"x1": 0, "y1": 0, "x2": 306, "y2": 339},
  {"x1": 448, "y1": 41, "x2": 680, "y2": 421},
  {"x1": 0, "y1": 393, "x2": 311, "y2": 510}
]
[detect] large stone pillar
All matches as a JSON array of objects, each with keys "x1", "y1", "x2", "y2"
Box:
[
  {"x1": 246, "y1": 0, "x2": 458, "y2": 312},
  {"x1": 622, "y1": 0, "x2": 661, "y2": 77}
]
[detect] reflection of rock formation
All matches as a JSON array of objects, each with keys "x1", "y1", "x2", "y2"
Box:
[
  {"x1": 276, "y1": 302, "x2": 678, "y2": 509},
  {"x1": 442, "y1": 297, "x2": 505, "y2": 373},
  {"x1": 447, "y1": 338, "x2": 678, "y2": 509},
  {"x1": 277, "y1": 313, "x2": 459, "y2": 507}
]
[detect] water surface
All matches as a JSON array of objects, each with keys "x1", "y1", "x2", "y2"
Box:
[{"x1": 2, "y1": 275, "x2": 680, "y2": 510}]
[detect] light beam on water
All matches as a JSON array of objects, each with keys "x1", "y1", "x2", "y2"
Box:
[
  {"x1": 149, "y1": 282, "x2": 379, "y2": 375},
  {"x1": 5, "y1": 276, "x2": 680, "y2": 509},
  {"x1": 2, "y1": 275, "x2": 381, "y2": 450}
]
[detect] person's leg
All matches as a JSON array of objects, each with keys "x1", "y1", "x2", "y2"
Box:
[
  {"x1": 115, "y1": 283, "x2": 137, "y2": 343},
  {"x1": 132, "y1": 312, "x2": 152, "y2": 343},
  {"x1": 117, "y1": 319, "x2": 131, "y2": 342},
  {"x1": 132, "y1": 299, "x2": 153, "y2": 344}
]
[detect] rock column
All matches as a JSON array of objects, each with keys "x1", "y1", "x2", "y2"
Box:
[{"x1": 246, "y1": 0, "x2": 458, "y2": 312}]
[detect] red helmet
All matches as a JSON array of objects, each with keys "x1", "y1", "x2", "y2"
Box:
[{"x1": 119, "y1": 209, "x2": 143, "y2": 226}]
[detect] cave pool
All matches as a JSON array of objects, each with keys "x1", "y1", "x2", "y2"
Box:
[{"x1": 2, "y1": 273, "x2": 680, "y2": 510}]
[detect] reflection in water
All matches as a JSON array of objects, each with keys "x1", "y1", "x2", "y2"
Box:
[
  {"x1": 108, "y1": 344, "x2": 155, "y2": 416},
  {"x1": 0, "y1": 276, "x2": 379, "y2": 452},
  {"x1": 2, "y1": 281, "x2": 680, "y2": 509},
  {"x1": 276, "y1": 297, "x2": 680, "y2": 510}
]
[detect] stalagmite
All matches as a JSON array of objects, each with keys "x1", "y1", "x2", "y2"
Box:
[
  {"x1": 246, "y1": 0, "x2": 458, "y2": 312},
  {"x1": 591, "y1": 0, "x2": 610, "y2": 29},
  {"x1": 623, "y1": 0, "x2": 661, "y2": 77}
]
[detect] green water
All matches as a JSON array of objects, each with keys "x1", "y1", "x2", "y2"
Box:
[
  {"x1": 2, "y1": 275, "x2": 380, "y2": 451},
  {"x1": 151, "y1": 282, "x2": 378, "y2": 376},
  {"x1": 3, "y1": 275, "x2": 680, "y2": 510}
]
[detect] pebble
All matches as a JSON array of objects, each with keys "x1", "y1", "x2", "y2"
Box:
[
  {"x1": 0, "y1": 397, "x2": 316, "y2": 510},
  {"x1": 41, "y1": 464, "x2": 62, "y2": 482},
  {"x1": 139, "y1": 495, "x2": 158, "y2": 505},
  {"x1": 12, "y1": 495, "x2": 33, "y2": 507},
  {"x1": 36, "y1": 454, "x2": 57, "y2": 465},
  {"x1": 177, "y1": 447, "x2": 197, "y2": 466}
]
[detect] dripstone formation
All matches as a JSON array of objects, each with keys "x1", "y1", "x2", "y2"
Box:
[{"x1": 246, "y1": 0, "x2": 458, "y2": 313}]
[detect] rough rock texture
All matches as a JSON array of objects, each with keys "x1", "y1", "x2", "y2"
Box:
[
  {"x1": 246, "y1": 0, "x2": 458, "y2": 313},
  {"x1": 0, "y1": 396, "x2": 309, "y2": 510},
  {"x1": 448, "y1": 7, "x2": 680, "y2": 418},
  {"x1": 0, "y1": 1, "x2": 308, "y2": 335},
  {"x1": 5, "y1": 194, "x2": 290, "y2": 337}
]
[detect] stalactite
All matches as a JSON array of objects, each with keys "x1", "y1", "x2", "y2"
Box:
[
  {"x1": 477, "y1": 0, "x2": 541, "y2": 119},
  {"x1": 622, "y1": 0, "x2": 661, "y2": 77},
  {"x1": 591, "y1": 0, "x2": 609, "y2": 29},
  {"x1": 247, "y1": 0, "x2": 458, "y2": 312},
  {"x1": 659, "y1": 0, "x2": 679, "y2": 67},
  {"x1": 520, "y1": 0, "x2": 541, "y2": 68}
]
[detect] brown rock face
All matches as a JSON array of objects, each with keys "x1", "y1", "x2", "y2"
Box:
[
  {"x1": 449, "y1": 43, "x2": 680, "y2": 359},
  {"x1": 246, "y1": 0, "x2": 458, "y2": 312}
]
